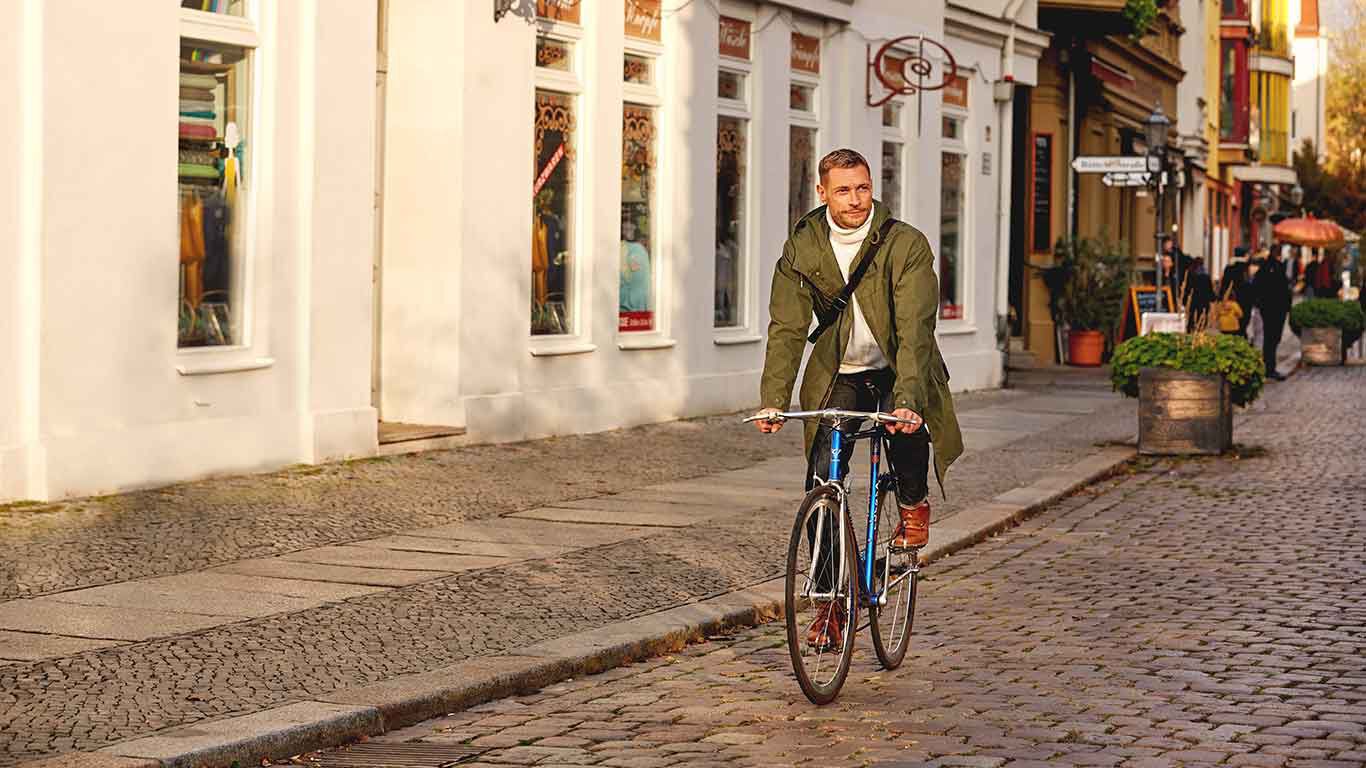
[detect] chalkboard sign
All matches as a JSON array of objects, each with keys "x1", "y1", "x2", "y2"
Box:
[
  {"x1": 1031, "y1": 133, "x2": 1052, "y2": 252},
  {"x1": 1119, "y1": 285, "x2": 1177, "y2": 340}
]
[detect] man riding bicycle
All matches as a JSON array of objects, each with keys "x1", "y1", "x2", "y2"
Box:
[{"x1": 753, "y1": 148, "x2": 963, "y2": 648}]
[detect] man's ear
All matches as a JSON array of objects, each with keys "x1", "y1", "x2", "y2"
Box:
[{"x1": 816, "y1": 184, "x2": 827, "y2": 204}]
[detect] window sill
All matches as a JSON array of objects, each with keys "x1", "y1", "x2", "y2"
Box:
[
  {"x1": 937, "y1": 325, "x2": 978, "y2": 336},
  {"x1": 529, "y1": 339, "x2": 597, "y2": 357},
  {"x1": 713, "y1": 333, "x2": 764, "y2": 346},
  {"x1": 176, "y1": 354, "x2": 275, "y2": 376},
  {"x1": 618, "y1": 336, "x2": 677, "y2": 351}
]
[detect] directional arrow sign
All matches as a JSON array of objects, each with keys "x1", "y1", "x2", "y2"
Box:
[
  {"x1": 1072, "y1": 155, "x2": 1150, "y2": 174},
  {"x1": 1102, "y1": 171, "x2": 1152, "y2": 187}
]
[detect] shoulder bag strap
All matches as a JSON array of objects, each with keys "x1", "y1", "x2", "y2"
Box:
[{"x1": 807, "y1": 217, "x2": 898, "y2": 344}]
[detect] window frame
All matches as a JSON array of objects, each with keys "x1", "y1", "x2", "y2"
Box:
[
  {"x1": 530, "y1": 15, "x2": 588, "y2": 350},
  {"x1": 713, "y1": 10, "x2": 756, "y2": 339},
  {"x1": 619, "y1": 34, "x2": 670, "y2": 345},
  {"x1": 174, "y1": 2, "x2": 270, "y2": 373},
  {"x1": 938, "y1": 97, "x2": 972, "y2": 329},
  {"x1": 787, "y1": 30, "x2": 821, "y2": 231}
]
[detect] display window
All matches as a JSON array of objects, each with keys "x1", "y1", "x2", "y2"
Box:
[
  {"x1": 177, "y1": 11, "x2": 254, "y2": 348},
  {"x1": 939, "y1": 151, "x2": 967, "y2": 321},
  {"x1": 881, "y1": 141, "x2": 903, "y2": 219},
  {"x1": 621, "y1": 102, "x2": 658, "y2": 332},
  {"x1": 716, "y1": 116, "x2": 748, "y2": 328},
  {"x1": 533, "y1": 89, "x2": 578, "y2": 336},
  {"x1": 789, "y1": 127, "x2": 817, "y2": 228}
]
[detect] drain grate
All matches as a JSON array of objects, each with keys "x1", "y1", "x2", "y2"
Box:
[{"x1": 317, "y1": 742, "x2": 487, "y2": 768}]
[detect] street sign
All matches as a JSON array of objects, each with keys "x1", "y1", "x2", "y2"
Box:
[
  {"x1": 1072, "y1": 155, "x2": 1150, "y2": 174},
  {"x1": 1102, "y1": 171, "x2": 1151, "y2": 187}
]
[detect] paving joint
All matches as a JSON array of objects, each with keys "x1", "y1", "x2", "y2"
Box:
[{"x1": 30, "y1": 444, "x2": 1137, "y2": 768}]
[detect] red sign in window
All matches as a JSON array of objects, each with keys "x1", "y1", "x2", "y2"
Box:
[
  {"x1": 619, "y1": 311, "x2": 655, "y2": 332},
  {"x1": 939, "y1": 304, "x2": 963, "y2": 321}
]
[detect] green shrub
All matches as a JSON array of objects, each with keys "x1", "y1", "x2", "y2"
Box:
[
  {"x1": 1289, "y1": 299, "x2": 1365, "y2": 348},
  {"x1": 1035, "y1": 236, "x2": 1132, "y2": 333},
  {"x1": 1123, "y1": 0, "x2": 1160, "y2": 38},
  {"x1": 1110, "y1": 332, "x2": 1266, "y2": 407}
]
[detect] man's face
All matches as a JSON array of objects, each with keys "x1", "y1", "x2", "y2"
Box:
[
  {"x1": 818, "y1": 165, "x2": 873, "y2": 229},
  {"x1": 1162, "y1": 254, "x2": 1173, "y2": 270}
]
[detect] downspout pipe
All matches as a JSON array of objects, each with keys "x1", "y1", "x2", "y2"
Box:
[{"x1": 994, "y1": 0, "x2": 1030, "y2": 381}]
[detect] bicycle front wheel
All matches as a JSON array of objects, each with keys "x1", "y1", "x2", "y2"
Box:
[
  {"x1": 784, "y1": 485, "x2": 859, "y2": 705},
  {"x1": 869, "y1": 481, "x2": 918, "y2": 670}
]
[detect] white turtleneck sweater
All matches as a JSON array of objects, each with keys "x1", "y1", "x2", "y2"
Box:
[{"x1": 827, "y1": 210, "x2": 889, "y2": 374}]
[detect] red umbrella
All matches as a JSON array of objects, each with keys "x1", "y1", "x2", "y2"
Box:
[{"x1": 1273, "y1": 216, "x2": 1346, "y2": 248}]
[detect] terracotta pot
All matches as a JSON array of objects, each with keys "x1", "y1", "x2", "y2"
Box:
[{"x1": 1067, "y1": 329, "x2": 1106, "y2": 367}]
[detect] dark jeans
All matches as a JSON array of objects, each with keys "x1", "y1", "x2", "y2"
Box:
[
  {"x1": 1263, "y1": 310, "x2": 1286, "y2": 376},
  {"x1": 806, "y1": 368, "x2": 931, "y2": 590}
]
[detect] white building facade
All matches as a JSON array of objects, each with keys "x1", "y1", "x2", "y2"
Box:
[{"x1": 2, "y1": 0, "x2": 1042, "y2": 503}]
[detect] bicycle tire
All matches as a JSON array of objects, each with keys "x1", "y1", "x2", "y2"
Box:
[
  {"x1": 869, "y1": 480, "x2": 918, "y2": 670},
  {"x1": 784, "y1": 485, "x2": 860, "y2": 705}
]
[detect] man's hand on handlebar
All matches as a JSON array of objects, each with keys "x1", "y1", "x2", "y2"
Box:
[
  {"x1": 885, "y1": 408, "x2": 924, "y2": 434},
  {"x1": 753, "y1": 407, "x2": 785, "y2": 434}
]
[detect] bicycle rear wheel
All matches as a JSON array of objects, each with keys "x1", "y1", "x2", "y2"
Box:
[
  {"x1": 784, "y1": 485, "x2": 859, "y2": 705},
  {"x1": 869, "y1": 481, "x2": 918, "y2": 670}
]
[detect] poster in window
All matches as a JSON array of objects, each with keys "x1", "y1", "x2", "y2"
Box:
[
  {"x1": 790, "y1": 33, "x2": 820, "y2": 74},
  {"x1": 1030, "y1": 133, "x2": 1052, "y2": 253},
  {"x1": 625, "y1": 0, "x2": 661, "y2": 42},
  {"x1": 536, "y1": 0, "x2": 580, "y2": 24},
  {"x1": 719, "y1": 16, "x2": 751, "y2": 60}
]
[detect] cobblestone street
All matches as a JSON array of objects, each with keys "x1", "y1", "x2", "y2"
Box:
[
  {"x1": 0, "y1": 372, "x2": 1135, "y2": 766},
  {"x1": 378, "y1": 366, "x2": 1366, "y2": 768}
]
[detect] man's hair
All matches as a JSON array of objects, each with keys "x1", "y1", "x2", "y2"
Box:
[{"x1": 819, "y1": 148, "x2": 870, "y2": 185}]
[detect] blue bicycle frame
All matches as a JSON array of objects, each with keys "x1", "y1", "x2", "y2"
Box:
[{"x1": 825, "y1": 421, "x2": 892, "y2": 608}]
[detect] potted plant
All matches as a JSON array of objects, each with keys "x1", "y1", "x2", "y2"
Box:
[
  {"x1": 1036, "y1": 236, "x2": 1132, "y2": 366},
  {"x1": 1110, "y1": 332, "x2": 1265, "y2": 455},
  {"x1": 1289, "y1": 298, "x2": 1365, "y2": 366}
]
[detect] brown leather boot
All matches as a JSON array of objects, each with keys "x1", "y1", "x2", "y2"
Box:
[
  {"x1": 805, "y1": 601, "x2": 847, "y2": 650},
  {"x1": 892, "y1": 499, "x2": 930, "y2": 549}
]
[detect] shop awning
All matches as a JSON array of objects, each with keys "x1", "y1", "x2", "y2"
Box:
[
  {"x1": 1229, "y1": 164, "x2": 1298, "y2": 186},
  {"x1": 1273, "y1": 216, "x2": 1347, "y2": 248}
]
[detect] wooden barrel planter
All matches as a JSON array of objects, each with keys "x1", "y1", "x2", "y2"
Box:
[
  {"x1": 1300, "y1": 327, "x2": 1343, "y2": 366},
  {"x1": 1138, "y1": 368, "x2": 1232, "y2": 455}
]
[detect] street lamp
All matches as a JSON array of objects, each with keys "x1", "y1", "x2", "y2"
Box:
[
  {"x1": 1290, "y1": 183, "x2": 1305, "y2": 215},
  {"x1": 1146, "y1": 104, "x2": 1172, "y2": 314}
]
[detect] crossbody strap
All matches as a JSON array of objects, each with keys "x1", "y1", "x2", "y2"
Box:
[{"x1": 807, "y1": 217, "x2": 898, "y2": 344}]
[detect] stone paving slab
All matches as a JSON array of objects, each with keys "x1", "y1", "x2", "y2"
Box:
[
  {"x1": 145, "y1": 572, "x2": 388, "y2": 601},
  {"x1": 348, "y1": 535, "x2": 573, "y2": 560},
  {"x1": 209, "y1": 559, "x2": 450, "y2": 587},
  {"x1": 507, "y1": 506, "x2": 701, "y2": 528},
  {"x1": 278, "y1": 545, "x2": 508, "y2": 572},
  {"x1": 411, "y1": 518, "x2": 656, "y2": 547},
  {"x1": 43, "y1": 582, "x2": 323, "y2": 619},
  {"x1": 0, "y1": 630, "x2": 121, "y2": 661},
  {"x1": 0, "y1": 600, "x2": 234, "y2": 642}
]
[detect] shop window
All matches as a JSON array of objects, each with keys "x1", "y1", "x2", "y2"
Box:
[
  {"x1": 718, "y1": 69, "x2": 746, "y2": 101},
  {"x1": 882, "y1": 101, "x2": 902, "y2": 129},
  {"x1": 881, "y1": 141, "x2": 903, "y2": 219},
  {"x1": 789, "y1": 126, "x2": 817, "y2": 228},
  {"x1": 790, "y1": 83, "x2": 815, "y2": 112},
  {"x1": 1221, "y1": 0, "x2": 1249, "y2": 20},
  {"x1": 624, "y1": 53, "x2": 652, "y2": 85},
  {"x1": 536, "y1": 36, "x2": 574, "y2": 72},
  {"x1": 942, "y1": 115, "x2": 963, "y2": 141},
  {"x1": 533, "y1": 89, "x2": 577, "y2": 336},
  {"x1": 178, "y1": 26, "x2": 253, "y2": 347},
  {"x1": 716, "y1": 116, "x2": 747, "y2": 327},
  {"x1": 939, "y1": 151, "x2": 967, "y2": 321},
  {"x1": 621, "y1": 104, "x2": 657, "y2": 332},
  {"x1": 180, "y1": 0, "x2": 244, "y2": 16}
]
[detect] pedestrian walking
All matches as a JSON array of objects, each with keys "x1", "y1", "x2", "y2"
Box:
[
  {"x1": 1219, "y1": 246, "x2": 1255, "y2": 337},
  {"x1": 1184, "y1": 257, "x2": 1216, "y2": 331},
  {"x1": 1252, "y1": 245, "x2": 1292, "y2": 380}
]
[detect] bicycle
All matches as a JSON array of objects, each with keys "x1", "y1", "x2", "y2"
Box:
[{"x1": 744, "y1": 408, "x2": 925, "y2": 704}]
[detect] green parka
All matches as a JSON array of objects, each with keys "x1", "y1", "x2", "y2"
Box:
[{"x1": 759, "y1": 201, "x2": 964, "y2": 491}]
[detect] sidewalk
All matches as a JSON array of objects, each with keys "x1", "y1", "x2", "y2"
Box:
[{"x1": 1, "y1": 370, "x2": 1138, "y2": 767}]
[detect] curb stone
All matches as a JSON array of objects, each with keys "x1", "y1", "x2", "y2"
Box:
[{"x1": 30, "y1": 445, "x2": 1136, "y2": 768}]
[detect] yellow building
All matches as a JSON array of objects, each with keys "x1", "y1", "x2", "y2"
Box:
[{"x1": 1008, "y1": 2, "x2": 1185, "y2": 364}]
